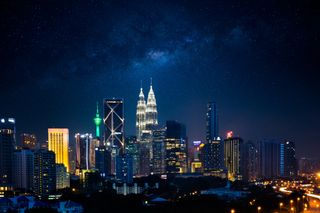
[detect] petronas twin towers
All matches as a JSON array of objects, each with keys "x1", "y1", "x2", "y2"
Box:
[{"x1": 136, "y1": 79, "x2": 158, "y2": 140}]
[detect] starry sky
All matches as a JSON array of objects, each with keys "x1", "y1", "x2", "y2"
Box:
[{"x1": 1, "y1": 0, "x2": 319, "y2": 158}]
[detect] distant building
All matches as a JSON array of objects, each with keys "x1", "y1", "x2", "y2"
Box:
[
  {"x1": 206, "y1": 102, "x2": 219, "y2": 142},
  {"x1": 125, "y1": 136, "x2": 139, "y2": 176},
  {"x1": 20, "y1": 133, "x2": 37, "y2": 150},
  {"x1": 203, "y1": 138, "x2": 224, "y2": 174},
  {"x1": 280, "y1": 141, "x2": 297, "y2": 177},
  {"x1": 136, "y1": 86, "x2": 147, "y2": 141},
  {"x1": 48, "y1": 128, "x2": 70, "y2": 172},
  {"x1": 95, "y1": 145, "x2": 111, "y2": 177},
  {"x1": 75, "y1": 133, "x2": 95, "y2": 172},
  {"x1": 103, "y1": 98, "x2": 124, "y2": 174},
  {"x1": 257, "y1": 140, "x2": 281, "y2": 178},
  {"x1": 165, "y1": 121, "x2": 188, "y2": 174},
  {"x1": 56, "y1": 164, "x2": 70, "y2": 189},
  {"x1": 13, "y1": 149, "x2": 34, "y2": 191},
  {"x1": 0, "y1": 118, "x2": 15, "y2": 186},
  {"x1": 33, "y1": 149, "x2": 56, "y2": 197},
  {"x1": 138, "y1": 132, "x2": 152, "y2": 176},
  {"x1": 93, "y1": 103, "x2": 102, "y2": 138},
  {"x1": 224, "y1": 133, "x2": 243, "y2": 181},
  {"x1": 152, "y1": 129, "x2": 166, "y2": 174},
  {"x1": 242, "y1": 141, "x2": 258, "y2": 181},
  {"x1": 298, "y1": 157, "x2": 320, "y2": 175},
  {"x1": 116, "y1": 154, "x2": 133, "y2": 183}
]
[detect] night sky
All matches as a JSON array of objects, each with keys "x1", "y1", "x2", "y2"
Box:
[{"x1": 1, "y1": 0, "x2": 319, "y2": 158}]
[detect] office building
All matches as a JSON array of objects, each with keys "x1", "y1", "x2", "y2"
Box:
[
  {"x1": 138, "y1": 132, "x2": 152, "y2": 176},
  {"x1": 33, "y1": 149, "x2": 56, "y2": 197},
  {"x1": 165, "y1": 121, "x2": 188, "y2": 174},
  {"x1": 242, "y1": 141, "x2": 258, "y2": 181},
  {"x1": 95, "y1": 145, "x2": 111, "y2": 177},
  {"x1": 13, "y1": 149, "x2": 34, "y2": 191},
  {"x1": 0, "y1": 118, "x2": 15, "y2": 186},
  {"x1": 280, "y1": 141, "x2": 297, "y2": 177},
  {"x1": 125, "y1": 136, "x2": 139, "y2": 176},
  {"x1": 56, "y1": 164, "x2": 70, "y2": 189},
  {"x1": 75, "y1": 133, "x2": 95, "y2": 171},
  {"x1": 206, "y1": 102, "x2": 219, "y2": 142},
  {"x1": 203, "y1": 138, "x2": 224, "y2": 174},
  {"x1": 152, "y1": 129, "x2": 166, "y2": 174},
  {"x1": 224, "y1": 132, "x2": 243, "y2": 181},
  {"x1": 48, "y1": 128, "x2": 70, "y2": 172},
  {"x1": 116, "y1": 154, "x2": 133, "y2": 183},
  {"x1": 257, "y1": 140, "x2": 281, "y2": 178}
]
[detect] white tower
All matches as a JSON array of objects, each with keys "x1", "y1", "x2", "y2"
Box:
[
  {"x1": 146, "y1": 78, "x2": 158, "y2": 131},
  {"x1": 136, "y1": 83, "x2": 146, "y2": 141}
]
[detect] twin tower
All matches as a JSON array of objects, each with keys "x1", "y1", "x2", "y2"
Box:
[{"x1": 136, "y1": 79, "x2": 158, "y2": 140}]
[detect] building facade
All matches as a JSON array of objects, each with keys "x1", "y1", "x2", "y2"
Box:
[
  {"x1": 224, "y1": 134, "x2": 243, "y2": 181},
  {"x1": 13, "y1": 149, "x2": 34, "y2": 191}
]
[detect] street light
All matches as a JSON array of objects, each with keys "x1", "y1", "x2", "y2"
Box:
[
  {"x1": 230, "y1": 209, "x2": 235, "y2": 213},
  {"x1": 290, "y1": 200, "x2": 294, "y2": 205},
  {"x1": 279, "y1": 202, "x2": 283, "y2": 213},
  {"x1": 257, "y1": 206, "x2": 261, "y2": 213}
]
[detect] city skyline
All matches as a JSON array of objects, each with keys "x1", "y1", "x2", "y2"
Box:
[{"x1": 1, "y1": 0, "x2": 319, "y2": 159}]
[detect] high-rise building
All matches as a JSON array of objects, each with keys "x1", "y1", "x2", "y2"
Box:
[
  {"x1": 138, "y1": 133, "x2": 152, "y2": 176},
  {"x1": 152, "y1": 128, "x2": 166, "y2": 174},
  {"x1": 136, "y1": 86, "x2": 146, "y2": 141},
  {"x1": 75, "y1": 133, "x2": 95, "y2": 171},
  {"x1": 125, "y1": 136, "x2": 139, "y2": 176},
  {"x1": 206, "y1": 102, "x2": 219, "y2": 142},
  {"x1": 146, "y1": 80, "x2": 158, "y2": 131},
  {"x1": 33, "y1": 149, "x2": 56, "y2": 197},
  {"x1": 0, "y1": 118, "x2": 15, "y2": 186},
  {"x1": 20, "y1": 133, "x2": 37, "y2": 150},
  {"x1": 48, "y1": 128, "x2": 70, "y2": 172},
  {"x1": 103, "y1": 98, "x2": 125, "y2": 149},
  {"x1": 165, "y1": 121, "x2": 188, "y2": 174},
  {"x1": 224, "y1": 132, "x2": 243, "y2": 181},
  {"x1": 203, "y1": 138, "x2": 224, "y2": 174},
  {"x1": 103, "y1": 98, "x2": 125, "y2": 174},
  {"x1": 56, "y1": 164, "x2": 70, "y2": 189},
  {"x1": 13, "y1": 149, "x2": 34, "y2": 191},
  {"x1": 116, "y1": 154, "x2": 133, "y2": 183},
  {"x1": 93, "y1": 103, "x2": 102, "y2": 138},
  {"x1": 257, "y1": 140, "x2": 281, "y2": 178},
  {"x1": 280, "y1": 141, "x2": 297, "y2": 177},
  {"x1": 95, "y1": 145, "x2": 111, "y2": 177},
  {"x1": 242, "y1": 141, "x2": 258, "y2": 181}
]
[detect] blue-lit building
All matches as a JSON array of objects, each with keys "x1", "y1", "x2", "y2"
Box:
[
  {"x1": 257, "y1": 140, "x2": 281, "y2": 178},
  {"x1": 0, "y1": 118, "x2": 16, "y2": 186},
  {"x1": 280, "y1": 141, "x2": 297, "y2": 177},
  {"x1": 116, "y1": 154, "x2": 133, "y2": 183},
  {"x1": 13, "y1": 149, "x2": 34, "y2": 191},
  {"x1": 206, "y1": 102, "x2": 219, "y2": 142}
]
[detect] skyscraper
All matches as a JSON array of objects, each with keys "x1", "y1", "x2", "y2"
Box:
[
  {"x1": 13, "y1": 149, "x2": 34, "y2": 191},
  {"x1": 206, "y1": 102, "x2": 219, "y2": 142},
  {"x1": 146, "y1": 80, "x2": 158, "y2": 131},
  {"x1": 280, "y1": 141, "x2": 297, "y2": 177},
  {"x1": 0, "y1": 118, "x2": 15, "y2": 186},
  {"x1": 75, "y1": 133, "x2": 95, "y2": 171},
  {"x1": 152, "y1": 128, "x2": 166, "y2": 174},
  {"x1": 224, "y1": 132, "x2": 243, "y2": 181},
  {"x1": 33, "y1": 149, "x2": 56, "y2": 197},
  {"x1": 93, "y1": 102, "x2": 102, "y2": 138},
  {"x1": 56, "y1": 164, "x2": 70, "y2": 189},
  {"x1": 165, "y1": 121, "x2": 188, "y2": 174},
  {"x1": 203, "y1": 138, "x2": 224, "y2": 174},
  {"x1": 257, "y1": 140, "x2": 281, "y2": 178},
  {"x1": 48, "y1": 128, "x2": 70, "y2": 172},
  {"x1": 242, "y1": 141, "x2": 258, "y2": 181},
  {"x1": 136, "y1": 86, "x2": 146, "y2": 141},
  {"x1": 125, "y1": 136, "x2": 139, "y2": 176},
  {"x1": 116, "y1": 154, "x2": 133, "y2": 183},
  {"x1": 103, "y1": 98, "x2": 124, "y2": 149}
]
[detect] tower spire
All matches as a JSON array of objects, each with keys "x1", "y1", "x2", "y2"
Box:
[
  {"x1": 146, "y1": 78, "x2": 158, "y2": 131},
  {"x1": 94, "y1": 102, "x2": 102, "y2": 138}
]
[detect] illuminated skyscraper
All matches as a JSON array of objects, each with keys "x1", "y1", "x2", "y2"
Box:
[
  {"x1": 0, "y1": 118, "x2": 15, "y2": 186},
  {"x1": 75, "y1": 133, "x2": 95, "y2": 171},
  {"x1": 48, "y1": 128, "x2": 70, "y2": 172},
  {"x1": 280, "y1": 141, "x2": 297, "y2": 177},
  {"x1": 33, "y1": 149, "x2": 56, "y2": 197},
  {"x1": 103, "y1": 98, "x2": 124, "y2": 174},
  {"x1": 103, "y1": 98, "x2": 124, "y2": 149},
  {"x1": 257, "y1": 140, "x2": 280, "y2": 178},
  {"x1": 165, "y1": 121, "x2": 187, "y2": 174},
  {"x1": 146, "y1": 79, "x2": 158, "y2": 131},
  {"x1": 13, "y1": 149, "x2": 34, "y2": 191},
  {"x1": 224, "y1": 132, "x2": 243, "y2": 181},
  {"x1": 136, "y1": 85, "x2": 146, "y2": 141},
  {"x1": 243, "y1": 141, "x2": 258, "y2": 181},
  {"x1": 152, "y1": 128, "x2": 166, "y2": 174},
  {"x1": 93, "y1": 102, "x2": 102, "y2": 138},
  {"x1": 206, "y1": 102, "x2": 219, "y2": 142},
  {"x1": 56, "y1": 164, "x2": 70, "y2": 189},
  {"x1": 203, "y1": 138, "x2": 224, "y2": 174}
]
